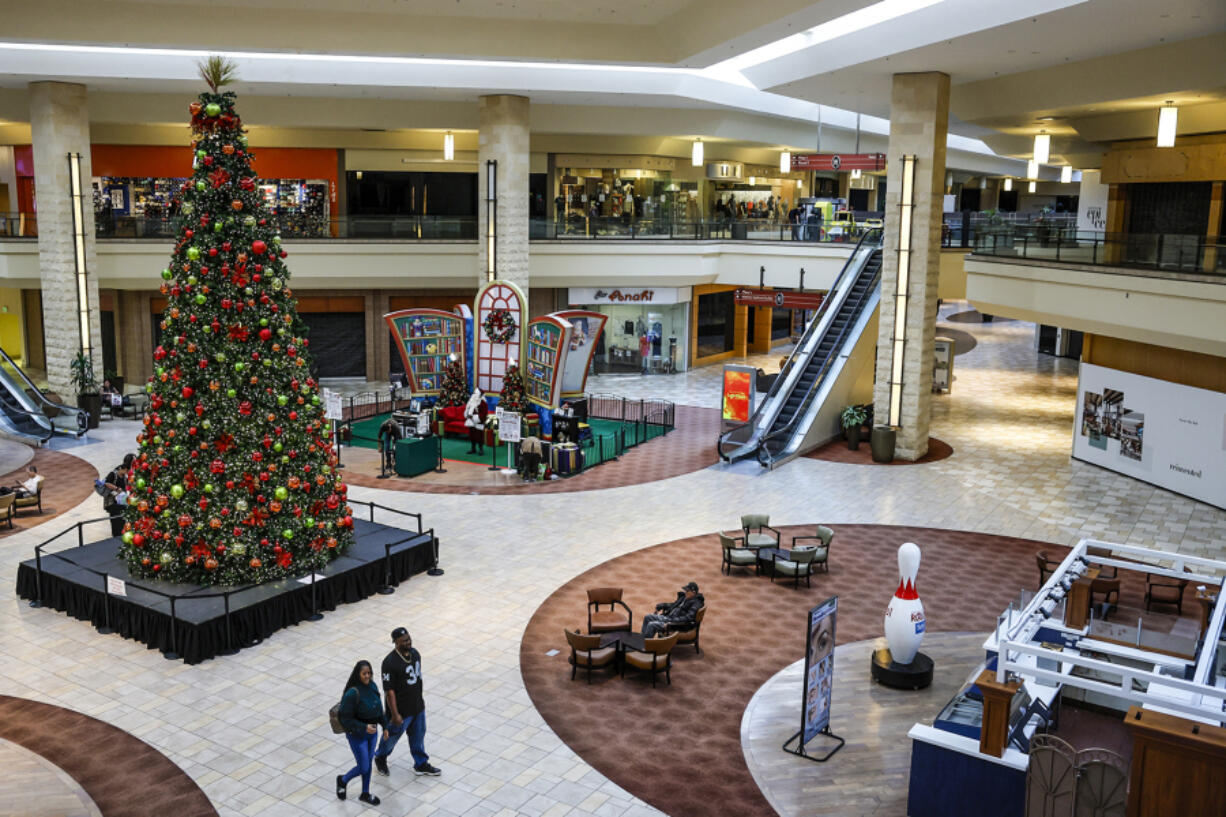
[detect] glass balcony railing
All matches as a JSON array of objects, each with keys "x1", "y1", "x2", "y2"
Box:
[
  {"x1": 970, "y1": 230, "x2": 1225, "y2": 275},
  {"x1": 1, "y1": 212, "x2": 877, "y2": 245}
]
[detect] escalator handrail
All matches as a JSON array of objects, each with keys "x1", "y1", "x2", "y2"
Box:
[
  {"x1": 0, "y1": 346, "x2": 86, "y2": 430},
  {"x1": 756, "y1": 252, "x2": 883, "y2": 465},
  {"x1": 0, "y1": 395, "x2": 56, "y2": 441},
  {"x1": 716, "y1": 228, "x2": 883, "y2": 461}
]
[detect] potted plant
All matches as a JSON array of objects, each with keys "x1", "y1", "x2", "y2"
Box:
[
  {"x1": 840, "y1": 404, "x2": 868, "y2": 450},
  {"x1": 70, "y1": 351, "x2": 102, "y2": 430}
]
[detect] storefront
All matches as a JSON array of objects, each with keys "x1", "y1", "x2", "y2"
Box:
[
  {"x1": 566, "y1": 286, "x2": 691, "y2": 373},
  {"x1": 708, "y1": 162, "x2": 810, "y2": 223},
  {"x1": 553, "y1": 154, "x2": 702, "y2": 236}
]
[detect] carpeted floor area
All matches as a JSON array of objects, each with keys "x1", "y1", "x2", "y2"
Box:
[
  {"x1": 520, "y1": 525, "x2": 1157, "y2": 817},
  {"x1": 0, "y1": 448, "x2": 101, "y2": 539},
  {"x1": 0, "y1": 696, "x2": 218, "y2": 817},
  {"x1": 803, "y1": 436, "x2": 953, "y2": 465},
  {"x1": 343, "y1": 404, "x2": 721, "y2": 495}
]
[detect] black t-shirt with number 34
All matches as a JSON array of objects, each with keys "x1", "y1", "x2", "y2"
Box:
[{"x1": 381, "y1": 647, "x2": 424, "y2": 718}]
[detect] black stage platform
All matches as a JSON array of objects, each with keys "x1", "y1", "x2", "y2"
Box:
[{"x1": 15, "y1": 519, "x2": 437, "y2": 664}]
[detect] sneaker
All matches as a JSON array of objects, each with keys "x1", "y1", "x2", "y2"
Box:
[
  {"x1": 374, "y1": 756, "x2": 389, "y2": 777},
  {"x1": 414, "y1": 763, "x2": 441, "y2": 776},
  {"x1": 336, "y1": 775, "x2": 347, "y2": 800},
  {"x1": 359, "y1": 792, "x2": 381, "y2": 806}
]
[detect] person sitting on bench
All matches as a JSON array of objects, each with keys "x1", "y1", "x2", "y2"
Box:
[{"x1": 641, "y1": 582, "x2": 704, "y2": 637}]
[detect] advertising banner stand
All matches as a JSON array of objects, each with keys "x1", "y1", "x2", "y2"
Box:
[{"x1": 782, "y1": 596, "x2": 845, "y2": 763}]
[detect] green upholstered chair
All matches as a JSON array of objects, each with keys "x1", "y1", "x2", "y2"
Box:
[
  {"x1": 720, "y1": 532, "x2": 757, "y2": 575},
  {"x1": 772, "y1": 546, "x2": 817, "y2": 589},
  {"x1": 741, "y1": 514, "x2": 780, "y2": 549},
  {"x1": 791, "y1": 526, "x2": 833, "y2": 573}
]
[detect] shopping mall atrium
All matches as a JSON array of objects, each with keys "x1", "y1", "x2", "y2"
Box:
[{"x1": 1, "y1": 1, "x2": 1225, "y2": 816}]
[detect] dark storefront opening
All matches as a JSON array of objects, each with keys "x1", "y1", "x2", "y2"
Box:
[
  {"x1": 771, "y1": 307, "x2": 791, "y2": 340},
  {"x1": 346, "y1": 171, "x2": 478, "y2": 217},
  {"x1": 998, "y1": 190, "x2": 1019, "y2": 212},
  {"x1": 1127, "y1": 182, "x2": 1212, "y2": 235},
  {"x1": 299, "y1": 313, "x2": 366, "y2": 378},
  {"x1": 696, "y1": 290, "x2": 735, "y2": 358}
]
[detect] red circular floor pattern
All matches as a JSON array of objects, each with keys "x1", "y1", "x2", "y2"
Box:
[{"x1": 520, "y1": 526, "x2": 1138, "y2": 817}]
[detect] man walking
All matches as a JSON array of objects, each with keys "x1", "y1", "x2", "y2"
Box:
[{"x1": 374, "y1": 627, "x2": 441, "y2": 778}]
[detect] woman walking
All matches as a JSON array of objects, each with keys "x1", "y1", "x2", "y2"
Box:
[{"x1": 336, "y1": 660, "x2": 387, "y2": 805}]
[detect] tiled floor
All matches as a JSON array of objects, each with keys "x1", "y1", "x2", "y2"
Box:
[{"x1": 0, "y1": 303, "x2": 1223, "y2": 817}]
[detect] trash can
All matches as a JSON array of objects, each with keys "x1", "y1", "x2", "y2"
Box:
[{"x1": 871, "y1": 425, "x2": 897, "y2": 463}]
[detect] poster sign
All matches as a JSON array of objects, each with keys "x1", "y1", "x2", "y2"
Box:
[
  {"x1": 499, "y1": 411, "x2": 522, "y2": 444},
  {"x1": 734, "y1": 289, "x2": 825, "y2": 310},
  {"x1": 1076, "y1": 170, "x2": 1109, "y2": 233},
  {"x1": 721, "y1": 365, "x2": 756, "y2": 424},
  {"x1": 790, "y1": 153, "x2": 885, "y2": 172},
  {"x1": 1073, "y1": 362, "x2": 1226, "y2": 510},
  {"x1": 323, "y1": 389, "x2": 342, "y2": 421},
  {"x1": 106, "y1": 576, "x2": 127, "y2": 597},
  {"x1": 802, "y1": 596, "x2": 838, "y2": 743}
]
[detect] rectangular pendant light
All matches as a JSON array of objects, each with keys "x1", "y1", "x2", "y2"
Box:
[
  {"x1": 692, "y1": 139, "x2": 704, "y2": 167},
  {"x1": 1060, "y1": 165, "x2": 1072, "y2": 184},
  {"x1": 1004, "y1": 178, "x2": 1013, "y2": 192},
  {"x1": 779, "y1": 151, "x2": 790, "y2": 173},
  {"x1": 1028, "y1": 181, "x2": 1036, "y2": 193},
  {"x1": 1033, "y1": 133, "x2": 1050, "y2": 164},
  {"x1": 850, "y1": 169, "x2": 862, "y2": 180},
  {"x1": 1157, "y1": 103, "x2": 1177, "y2": 147},
  {"x1": 1026, "y1": 160, "x2": 1038, "y2": 180},
  {"x1": 443, "y1": 131, "x2": 455, "y2": 161}
]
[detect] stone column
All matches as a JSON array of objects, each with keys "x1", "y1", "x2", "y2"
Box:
[
  {"x1": 29, "y1": 82, "x2": 102, "y2": 397},
  {"x1": 477, "y1": 95, "x2": 530, "y2": 297},
  {"x1": 872, "y1": 72, "x2": 949, "y2": 461}
]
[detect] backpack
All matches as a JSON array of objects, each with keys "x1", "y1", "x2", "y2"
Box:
[{"x1": 328, "y1": 702, "x2": 345, "y2": 734}]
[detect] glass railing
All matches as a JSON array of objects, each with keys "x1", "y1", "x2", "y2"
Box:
[
  {"x1": 971, "y1": 230, "x2": 1225, "y2": 275},
  {"x1": 2, "y1": 212, "x2": 877, "y2": 245},
  {"x1": 942, "y1": 211, "x2": 1079, "y2": 249}
]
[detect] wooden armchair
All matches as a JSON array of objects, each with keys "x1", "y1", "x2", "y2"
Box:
[
  {"x1": 564, "y1": 628, "x2": 617, "y2": 683},
  {"x1": 622, "y1": 632, "x2": 679, "y2": 687},
  {"x1": 1145, "y1": 571, "x2": 1190, "y2": 615},
  {"x1": 671, "y1": 606, "x2": 705, "y2": 654},
  {"x1": 1036, "y1": 550, "x2": 1060, "y2": 588},
  {"x1": 0, "y1": 492, "x2": 14, "y2": 528},
  {"x1": 791, "y1": 526, "x2": 833, "y2": 573},
  {"x1": 720, "y1": 532, "x2": 757, "y2": 575},
  {"x1": 587, "y1": 587, "x2": 632, "y2": 634}
]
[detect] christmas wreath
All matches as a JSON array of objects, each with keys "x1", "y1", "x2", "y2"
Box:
[{"x1": 483, "y1": 308, "x2": 517, "y2": 344}]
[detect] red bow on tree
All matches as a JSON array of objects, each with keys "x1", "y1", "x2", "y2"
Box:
[{"x1": 208, "y1": 168, "x2": 231, "y2": 189}]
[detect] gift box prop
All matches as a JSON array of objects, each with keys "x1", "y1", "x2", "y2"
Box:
[{"x1": 552, "y1": 442, "x2": 583, "y2": 476}]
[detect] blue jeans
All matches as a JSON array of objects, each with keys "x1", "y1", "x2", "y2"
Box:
[
  {"x1": 342, "y1": 729, "x2": 378, "y2": 793},
  {"x1": 375, "y1": 711, "x2": 429, "y2": 768}
]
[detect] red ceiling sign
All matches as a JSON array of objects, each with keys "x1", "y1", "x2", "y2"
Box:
[
  {"x1": 790, "y1": 153, "x2": 886, "y2": 172},
  {"x1": 735, "y1": 289, "x2": 825, "y2": 310}
]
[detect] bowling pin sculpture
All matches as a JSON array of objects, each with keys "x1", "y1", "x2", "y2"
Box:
[{"x1": 884, "y1": 542, "x2": 926, "y2": 665}]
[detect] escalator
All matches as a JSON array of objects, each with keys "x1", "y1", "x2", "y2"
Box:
[
  {"x1": 718, "y1": 230, "x2": 883, "y2": 468},
  {"x1": 0, "y1": 347, "x2": 88, "y2": 443}
]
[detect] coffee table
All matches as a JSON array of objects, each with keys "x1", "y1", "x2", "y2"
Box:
[
  {"x1": 756, "y1": 547, "x2": 789, "y2": 577},
  {"x1": 599, "y1": 630, "x2": 646, "y2": 652}
]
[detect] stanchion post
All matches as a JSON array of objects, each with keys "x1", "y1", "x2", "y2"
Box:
[
  {"x1": 377, "y1": 543, "x2": 395, "y2": 595},
  {"x1": 97, "y1": 572, "x2": 114, "y2": 635},
  {"x1": 30, "y1": 546, "x2": 43, "y2": 608},
  {"x1": 434, "y1": 435, "x2": 447, "y2": 473},
  {"x1": 307, "y1": 571, "x2": 324, "y2": 621},
  {"x1": 488, "y1": 434, "x2": 499, "y2": 471},
  {"x1": 427, "y1": 528, "x2": 444, "y2": 576},
  {"x1": 163, "y1": 597, "x2": 181, "y2": 660},
  {"x1": 219, "y1": 592, "x2": 239, "y2": 655}
]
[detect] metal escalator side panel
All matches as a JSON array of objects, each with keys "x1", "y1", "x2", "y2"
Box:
[
  {"x1": 758, "y1": 249, "x2": 882, "y2": 469},
  {"x1": 0, "y1": 346, "x2": 87, "y2": 437},
  {"x1": 0, "y1": 358, "x2": 53, "y2": 439}
]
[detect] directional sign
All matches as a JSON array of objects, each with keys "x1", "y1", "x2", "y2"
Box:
[
  {"x1": 790, "y1": 153, "x2": 886, "y2": 172},
  {"x1": 735, "y1": 288, "x2": 825, "y2": 310}
]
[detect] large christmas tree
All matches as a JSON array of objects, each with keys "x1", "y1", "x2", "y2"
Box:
[{"x1": 119, "y1": 59, "x2": 354, "y2": 586}]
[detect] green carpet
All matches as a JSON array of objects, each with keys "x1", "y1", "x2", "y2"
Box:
[{"x1": 347, "y1": 412, "x2": 668, "y2": 468}]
